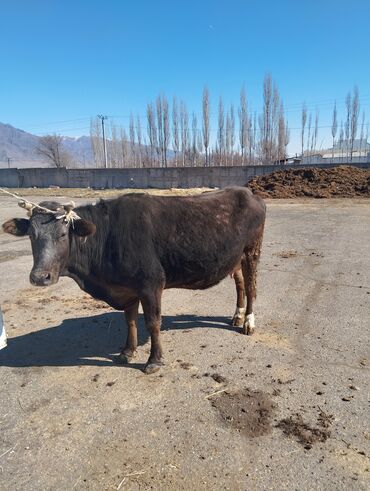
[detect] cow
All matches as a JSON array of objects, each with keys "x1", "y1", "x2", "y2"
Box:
[{"x1": 2, "y1": 187, "x2": 266, "y2": 374}]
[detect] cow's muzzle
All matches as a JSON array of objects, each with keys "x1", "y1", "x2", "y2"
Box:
[{"x1": 30, "y1": 270, "x2": 55, "y2": 286}]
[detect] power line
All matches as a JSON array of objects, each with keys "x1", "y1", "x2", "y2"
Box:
[
  {"x1": 15, "y1": 93, "x2": 370, "y2": 132},
  {"x1": 22, "y1": 116, "x2": 92, "y2": 131}
]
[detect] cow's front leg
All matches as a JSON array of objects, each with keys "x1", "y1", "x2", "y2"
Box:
[
  {"x1": 140, "y1": 287, "x2": 163, "y2": 374},
  {"x1": 115, "y1": 300, "x2": 139, "y2": 364}
]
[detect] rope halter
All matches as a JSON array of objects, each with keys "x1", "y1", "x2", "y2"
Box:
[
  {"x1": 18, "y1": 200, "x2": 81, "y2": 225},
  {"x1": 0, "y1": 187, "x2": 81, "y2": 225}
]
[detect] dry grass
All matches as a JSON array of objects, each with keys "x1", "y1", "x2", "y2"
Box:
[{"x1": 2, "y1": 187, "x2": 215, "y2": 199}]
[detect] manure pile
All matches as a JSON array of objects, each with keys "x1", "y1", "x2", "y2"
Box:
[{"x1": 248, "y1": 165, "x2": 369, "y2": 198}]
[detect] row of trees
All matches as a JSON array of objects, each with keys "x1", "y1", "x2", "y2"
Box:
[
  {"x1": 330, "y1": 86, "x2": 368, "y2": 161},
  {"x1": 37, "y1": 75, "x2": 368, "y2": 168},
  {"x1": 90, "y1": 74, "x2": 291, "y2": 168},
  {"x1": 301, "y1": 86, "x2": 368, "y2": 162}
]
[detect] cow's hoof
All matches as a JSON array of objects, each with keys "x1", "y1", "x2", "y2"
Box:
[
  {"x1": 232, "y1": 315, "x2": 245, "y2": 328},
  {"x1": 242, "y1": 313, "x2": 255, "y2": 335},
  {"x1": 114, "y1": 352, "x2": 134, "y2": 365},
  {"x1": 232, "y1": 308, "x2": 246, "y2": 328},
  {"x1": 143, "y1": 363, "x2": 162, "y2": 375},
  {"x1": 242, "y1": 325, "x2": 255, "y2": 335}
]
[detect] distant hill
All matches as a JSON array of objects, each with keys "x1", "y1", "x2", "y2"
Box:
[
  {"x1": 0, "y1": 122, "x2": 94, "y2": 168},
  {"x1": 0, "y1": 122, "x2": 41, "y2": 167},
  {"x1": 0, "y1": 121, "x2": 176, "y2": 169}
]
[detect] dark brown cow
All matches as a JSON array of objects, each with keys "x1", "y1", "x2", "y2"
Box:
[{"x1": 2, "y1": 187, "x2": 265, "y2": 373}]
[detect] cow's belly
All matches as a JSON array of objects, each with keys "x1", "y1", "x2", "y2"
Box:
[{"x1": 164, "y1": 254, "x2": 241, "y2": 290}]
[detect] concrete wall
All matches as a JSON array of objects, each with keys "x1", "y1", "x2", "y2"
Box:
[{"x1": 0, "y1": 162, "x2": 369, "y2": 189}]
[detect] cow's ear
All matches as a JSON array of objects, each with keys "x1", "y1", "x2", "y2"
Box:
[
  {"x1": 2, "y1": 218, "x2": 30, "y2": 236},
  {"x1": 72, "y1": 219, "x2": 96, "y2": 237}
]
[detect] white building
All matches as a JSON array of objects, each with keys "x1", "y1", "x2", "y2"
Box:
[{"x1": 322, "y1": 138, "x2": 370, "y2": 159}]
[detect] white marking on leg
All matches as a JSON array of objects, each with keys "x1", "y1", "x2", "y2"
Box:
[
  {"x1": 0, "y1": 310, "x2": 7, "y2": 350},
  {"x1": 234, "y1": 307, "x2": 246, "y2": 320},
  {"x1": 245, "y1": 312, "x2": 255, "y2": 329}
]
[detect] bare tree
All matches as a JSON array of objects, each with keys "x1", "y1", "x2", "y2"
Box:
[
  {"x1": 202, "y1": 87, "x2": 210, "y2": 166},
  {"x1": 239, "y1": 86, "x2": 248, "y2": 164},
  {"x1": 180, "y1": 101, "x2": 189, "y2": 166},
  {"x1": 217, "y1": 97, "x2": 225, "y2": 165},
  {"x1": 37, "y1": 134, "x2": 71, "y2": 168},
  {"x1": 365, "y1": 122, "x2": 369, "y2": 157},
  {"x1": 247, "y1": 117, "x2": 253, "y2": 165},
  {"x1": 262, "y1": 74, "x2": 273, "y2": 163},
  {"x1": 110, "y1": 120, "x2": 120, "y2": 168},
  {"x1": 284, "y1": 121, "x2": 290, "y2": 159},
  {"x1": 339, "y1": 121, "x2": 344, "y2": 159},
  {"x1": 331, "y1": 102, "x2": 338, "y2": 162},
  {"x1": 191, "y1": 112, "x2": 198, "y2": 166},
  {"x1": 350, "y1": 86, "x2": 360, "y2": 161},
  {"x1": 306, "y1": 113, "x2": 312, "y2": 158},
  {"x1": 312, "y1": 110, "x2": 319, "y2": 155},
  {"x1": 229, "y1": 104, "x2": 235, "y2": 165},
  {"x1": 162, "y1": 96, "x2": 170, "y2": 167},
  {"x1": 129, "y1": 113, "x2": 136, "y2": 167},
  {"x1": 90, "y1": 117, "x2": 103, "y2": 167},
  {"x1": 142, "y1": 134, "x2": 151, "y2": 167},
  {"x1": 197, "y1": 127, "x2": 203, "y2": 157},
  {"x1": 260, "y1": 74, "x2": 281, "y2": 163},
  {"x1": 301, "y1": 103, "x2": 307, "y2": 159},
  {"x1": 172, "y1": 97, "x2": 180, "y2": 166},
  {"x1": 359, "y1": 111, "x2": 365, "y2": 157},
  {"x1": 120, "y1": 128, "x2": 128, "y2": 167},
  {"x1": 252, "y1": 112, "x2": 257, "y2": 164},
  {"x1": 156, "y1": 97, "x2": 164, "y2": 166},
  {"x1": 272, "y1": 85, "x2": 280, "y2": 161},
  {"x1": 147, "y1": 103, "x2": 158, "y2": 166},
  {"x1": 345, "y1": 92, "x2": 351, "y2": 160},
  {"x1": 277, "y1": 103, "x2": 286, "y2": 162},
  {"x1": 136, "y1": 115, "x2": 143, "y2": 167},
  {"x1": 153, "y1": 95, "x2": 170, "y2": 167},
  {"x1": 225, "y1": 109, "x2": 231, "y2": 165}
]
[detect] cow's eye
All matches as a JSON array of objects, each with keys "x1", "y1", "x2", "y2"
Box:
[{"x1": 60, "y1": 232, "x2": 67, "y2": 238}]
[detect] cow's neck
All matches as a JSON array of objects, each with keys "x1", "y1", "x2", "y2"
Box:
[{"x1": 63, "y1": 204, "x2": 108, "y2": 290}]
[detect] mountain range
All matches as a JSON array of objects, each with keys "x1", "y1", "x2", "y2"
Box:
[{"x1": 0, "y1": 122, "x2": 94, "y2": 168}]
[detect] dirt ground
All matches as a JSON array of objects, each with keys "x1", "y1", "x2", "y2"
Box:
[{"x1": 0, "y1": 192, "x2": 369, "y2": 491}]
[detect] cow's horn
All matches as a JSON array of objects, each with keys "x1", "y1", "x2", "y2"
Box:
[
  {"x1": 18, "y1": 200, "x2": 34, "y2": 211},
  {"x1": 63, "y1": 201, "x2": 75, "y2": 213},
  {"x1": 18, "y1": 201, "x2": 34, "y2": 216}
]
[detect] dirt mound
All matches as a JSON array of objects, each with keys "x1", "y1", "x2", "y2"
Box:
[{"x1": 248, "y1": 165, "x2": 370, "y2": 198}]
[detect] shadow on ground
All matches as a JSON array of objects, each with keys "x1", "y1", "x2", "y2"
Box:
[{"x1": 0, "y1": 313, "x2": 233, "y2": 368}]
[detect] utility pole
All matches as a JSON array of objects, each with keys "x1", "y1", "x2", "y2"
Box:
[
  {"x1": 98, "y1": 115, "x2": 108, "y2": 168},
  {"x1": 7, "y1": 158, "x2": 12, "y2": 168}
]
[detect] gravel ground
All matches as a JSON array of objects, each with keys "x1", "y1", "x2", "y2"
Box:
[{"x1": 0, "y1": 193, "x2": 369, "y2": 491}]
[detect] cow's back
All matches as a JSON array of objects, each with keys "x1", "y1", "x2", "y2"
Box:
[{"x1": 113, "y1": 188, "x2": 263, "y2": 289}]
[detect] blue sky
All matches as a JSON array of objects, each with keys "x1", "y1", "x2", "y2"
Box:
[{"x1": 1, "y1": 0, "x2": 369, "y2": 154}]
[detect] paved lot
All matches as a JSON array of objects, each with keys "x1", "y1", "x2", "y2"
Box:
[{"x1": 0, "y1": 194, "x2": 369, "y2": 490}]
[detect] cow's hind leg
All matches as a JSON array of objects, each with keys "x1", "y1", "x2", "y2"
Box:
[
  {"x1": 241, "y1": 230, "x2": 263, "y2": 335},
  {"x1": 115, "y1": 300, "x2": 139, "y2": 364},
  {"x1": 140, "y1": 287, "x2": 164, "y2": 374},
  {"x1": 231, "y1": 268, "x2": 246, "y2": 327}
]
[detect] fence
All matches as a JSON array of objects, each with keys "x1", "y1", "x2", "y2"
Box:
[{"x1": 0, "y1": 162, "x2": 369, "y2": 189}]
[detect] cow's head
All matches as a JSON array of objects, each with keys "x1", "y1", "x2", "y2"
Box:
[{"x1": 2, "y1": 201, "x2": 96, "y2": 286}]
